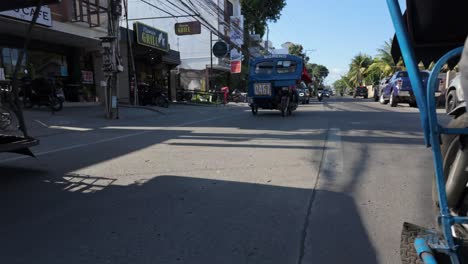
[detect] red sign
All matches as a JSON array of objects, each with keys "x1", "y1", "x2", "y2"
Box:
[
  {"x1": 81, "y1": 70, "x2": 94, "y2": 84},
  {"x1": 230, "y1": 60, "x2": 241, "y2": 73}
]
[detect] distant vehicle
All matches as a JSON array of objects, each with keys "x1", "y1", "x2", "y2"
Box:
[
  {"x1": 353, "y1": 86, "x2": 368, "y2": 98},
  {"x1": 297, "y1": 88, "x2": 310, "y2": 104},
  {"x1": 318, "y1": 89, "x2": 330, "y2": 98},
  {"x1": 445, "y1": 74, "x2": 463, "y2": 113},
  {"x1": 374, "y1": 77, "x2": 390, "y2": 101},
  {"x1": 380, "y1": 71, "x2": 430, "y2": 107}
]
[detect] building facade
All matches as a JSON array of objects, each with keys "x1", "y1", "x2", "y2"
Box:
[
  {"x1": 0, "y1": 0, "x2": 110, "y2": 102},
  {"x1": 128, "y1": 0, "x2": 243, "y2": 96}
]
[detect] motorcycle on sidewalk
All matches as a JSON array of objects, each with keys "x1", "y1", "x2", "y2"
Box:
[{"x1": 22, "y1": 78, "x2": 63, "y2": 111}]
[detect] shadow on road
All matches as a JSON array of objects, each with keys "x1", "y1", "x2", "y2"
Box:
[{"x1": 0, "y1": 173, "x2": 377, "y2": 264}]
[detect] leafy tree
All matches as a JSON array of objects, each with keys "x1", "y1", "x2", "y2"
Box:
[
  {"x1": 368, "y1": 38, "x2": 405, "y2": 78},
  {"x1": 306, "y1": 63, "x2": 328, "y2": 84},
  {"x1": 288, "y1": 44, "x2": 309, "y2": 62},
  {"x1": 333, "y1": 79, "x2": 347, "y2": 94},
  {"x1": 241, "y1": 0, "x2": 286, "y2": 37}
]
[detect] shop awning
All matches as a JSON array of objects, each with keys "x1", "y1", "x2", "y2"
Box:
[
  {"x1": 121, "y1": 26, "x2": 181, "y2": 66},
  {"x1": 206, "y1": 64, "x2": 230, "y2": 72},
  {"x1": 0, "y1": 16, "x2": 105, "y2": 50}
]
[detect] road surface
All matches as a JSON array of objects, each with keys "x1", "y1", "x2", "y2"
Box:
[{"x1": 0, "y1": 97, "x2": 447, "y2": 263}]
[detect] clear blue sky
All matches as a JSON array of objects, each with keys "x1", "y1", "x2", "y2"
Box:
[{"x1": 268, "y1": 0, "x2": 405, "y2": 84}]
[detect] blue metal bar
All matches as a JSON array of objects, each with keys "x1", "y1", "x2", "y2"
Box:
[
  {"x1": 439, "y1": 127, "x2": 468, "y2": 135},
  {"x1": 452, "y1": 216, "x2": 468, "y2": 224},
  {"x1": 415, "y1": 238, "x2": 438, "y2": 264},
  {"x1": 386, "y1": 0, "x2": 430, "y2": 146},
  {"x1": 427, "y1": 47, "x2": 464, "y2": 250}
]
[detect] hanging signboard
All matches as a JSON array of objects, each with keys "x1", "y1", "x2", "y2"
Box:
[
  {"x1": 0, "y1": 5, "x2": 52, "y2": 27},
  {"x1": 230, "y1": 48, "x2": 242, "y2": 61},
  {"x1": 134, "y1": 22, "x2": 169, "y2": 52},
  {"x1": 230, "y1": 15, "x2": 244, "y2": 46},
  {"x1": 230, "y1": 60, "x2": 241, "y2": 74},
  {"x1": 175, "y1": 21, "x2": 201, "y2": 36}
]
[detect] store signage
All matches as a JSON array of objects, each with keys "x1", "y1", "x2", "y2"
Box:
[
  {"x1": 82, "y1": 70, "x2": 94, "y2": 84},
  {"x1": 230, "y1": 48, "x2": 242, "y2": 73},
  {"x1": 0, "y1": 5, "x2": 53, "y2": 27},
  {"x1": 230, "y1": 48, "x2": 242, "y2": 61},
  {"x1": 230, "y1": 16, "x2": 244, "y2": 46},
  {"x1": 213, "y1": 41, "x2": 228, "y2": 58},
  {"x1": 230, "y1": 60, "x2": 241, "y2": 74},
  {"x1": 175, "y1": 21, "x2": 201, "y2": 36},
  {"x1": 134, "y1": 22, "x2": 169, "y2": 52},
  {"x1": 0, "y1": 0, "x2": 60, "y2": 12}
]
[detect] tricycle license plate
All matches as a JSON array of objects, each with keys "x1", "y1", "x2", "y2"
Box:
[{"x1": 254, "y1": 83, "x2": 271, "y2": 96}]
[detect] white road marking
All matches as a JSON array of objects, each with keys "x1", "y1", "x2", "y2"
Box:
[
  {"x1": 48, "y1": 126, "x2": 93, "y2": 132},
  {"x1": 34, "y1": 119, "x2": 93, "y2": 131},
  {"x1": 34, "y1": 119, "x2": 48, "y2": 128},
  {"x1": 0, "y1": 113, "x2": 243, "y2": 163}
]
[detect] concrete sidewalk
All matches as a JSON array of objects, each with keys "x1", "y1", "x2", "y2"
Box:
[
  {"x1": 22, "y1": 105, "x2": 162, "y2": 138},
  {"x1": 21, "y1": 103, "x2": 245, "y2": 138}
]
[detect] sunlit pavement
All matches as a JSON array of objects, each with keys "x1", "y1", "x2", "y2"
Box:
[{"x1": 0, "y1": 97, "x2": 448, "y2": 263}]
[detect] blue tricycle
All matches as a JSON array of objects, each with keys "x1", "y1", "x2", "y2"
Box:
[
  {"x1": 248, "y1": 54, "x2": 310, "y2": 116},
  {"x1": 387, "y1": 0, "x2": 468, "y2": 263}
]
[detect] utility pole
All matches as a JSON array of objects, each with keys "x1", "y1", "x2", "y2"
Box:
[
  {"x1": 210, "y1": 31, "x2": 213, "y2": 91},
  {"x1": 101, "y1": 0, "x2": 123, "y2": 119},
  {"x1": 123, "y1": 0, "x2": 138, "y2": 105}
]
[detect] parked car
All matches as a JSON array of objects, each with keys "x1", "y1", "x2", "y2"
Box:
[
  {"x1": 445, "y1": 74, "x2": 463, "y2": 113},
  {"x1": 353, "y1": 86, "x2": 368, "y2": 98},
  {"x1": 374, "y1": 77, "x2": 390, "y2": 101},
  {"x1": 380, "y1": 71, "x2": 430, "y2": 107},
  {"x1": 297, "y1": 88, "x2": 310, "y2": 104}
]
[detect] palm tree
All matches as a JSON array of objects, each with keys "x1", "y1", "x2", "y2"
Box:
[
  {"x1": 368, "y1": 38, "x2": 405, "y2": 78},
  {"x1": 349, "y1": 53, "x2": 373, "y2": 86}
]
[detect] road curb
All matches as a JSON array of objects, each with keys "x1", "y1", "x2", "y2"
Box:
[{"x1": 118, "y1": 104, "x2": 166, "y2": 115}]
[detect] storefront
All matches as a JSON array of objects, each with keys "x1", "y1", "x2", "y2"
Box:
[
  {"x1": 0, "y1": 5, "x2": 106, "y2": 102},
  {"x1": 119, "y1": 25, "x2": 180, "y2": 104}
]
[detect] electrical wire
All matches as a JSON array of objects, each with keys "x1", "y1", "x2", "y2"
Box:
[{"x1": 137, "y1": 0, "x2": 176, "y2": 17}]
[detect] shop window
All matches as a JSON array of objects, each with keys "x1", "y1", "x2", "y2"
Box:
[
  {"x1": 0, "y1": 47, "x2": 27, "y2": 79},
  {"x1": 28, "y1": 50, "x2": 68, "y2": 79}
]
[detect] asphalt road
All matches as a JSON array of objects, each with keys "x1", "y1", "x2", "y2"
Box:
[{"x1": 0, "y1": 97, "x2": 449, "y2": 263}]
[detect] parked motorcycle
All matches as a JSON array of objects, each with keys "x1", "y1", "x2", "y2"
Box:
[
  {"x1": 176, "y1": 90, "x2": 193, "y2": 102},
  {"x1": 22, "y1": 78, "x2": 63, "y2": 111},
  {"x1": 153, "y1": 91, "x2": 169, "y2": 108}
]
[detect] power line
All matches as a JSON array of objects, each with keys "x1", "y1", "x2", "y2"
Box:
[
  {"x1": 138, "y1": 0, "x2": 176, "y2": 17},
  {"x1": 153, "y1": 0, "x2": 184, "y2": 17},
  {"x1": 163, "y1": 0, "x2": 197, "y2": 17}
]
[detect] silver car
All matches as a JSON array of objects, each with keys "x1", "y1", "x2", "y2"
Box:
[{"x1": 445, "y1": 74, "x2": 463, "y2": 113}]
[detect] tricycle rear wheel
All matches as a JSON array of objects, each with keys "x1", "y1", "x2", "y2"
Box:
[{"x1": 433, "y1": 112, "x2": 468, "y2": 211}]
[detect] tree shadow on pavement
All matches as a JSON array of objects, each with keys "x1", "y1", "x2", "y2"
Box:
[{"x1": 0, "y1": 174, "x2": 377, "y2": 264}]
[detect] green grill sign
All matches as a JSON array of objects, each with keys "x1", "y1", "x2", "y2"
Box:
[{"x1": 134, "y1": 22, "x2": 169, "y2": 52}]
